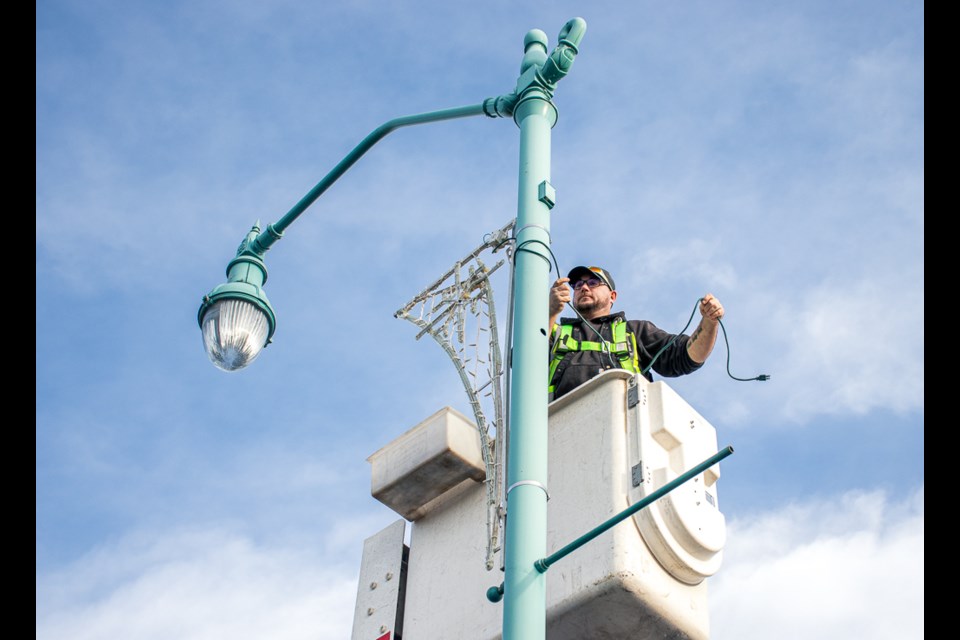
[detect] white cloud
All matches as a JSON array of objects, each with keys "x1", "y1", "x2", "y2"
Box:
[
  {"x1": 37, "y1": 526, "x2": 360, "y2": 640},
  {"x1": 710, "y1": 486, "x2": 924, "y2": 640},
  {"x1": 775, "y1": 270, "x2": 923, "y2": 421},
  {"x1": 624, "y1": 239, "x2": 739, "y2": 302},
  {"x1": 37, "y1": 489, "x2": 924, "y2": 640}
]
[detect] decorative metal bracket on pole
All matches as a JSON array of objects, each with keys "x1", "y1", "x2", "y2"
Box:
[{"x1": 394, "y1": 219, "x2": 515, "y2": 572}]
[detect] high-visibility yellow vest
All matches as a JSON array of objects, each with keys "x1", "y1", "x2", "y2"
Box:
[{"x1": 548, "y1": 318, "x2": 639, "y2": 397}]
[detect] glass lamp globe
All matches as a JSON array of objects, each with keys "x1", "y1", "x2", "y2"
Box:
[{"x1": 201, "y1": 297, "x2": 271, "y2": 371}]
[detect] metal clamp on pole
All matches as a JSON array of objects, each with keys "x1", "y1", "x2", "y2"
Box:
[{"x1": 506, "y1": 480, "x2": 550, "y2": 501}]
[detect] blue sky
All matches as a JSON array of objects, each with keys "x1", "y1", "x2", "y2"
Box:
[{"x1": 37, "y1": 1, "x2": 923, "y2": 638}]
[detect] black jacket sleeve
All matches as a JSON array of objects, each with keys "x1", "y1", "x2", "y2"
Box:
[{"x1": 628, "y1": 319, "x2": 703, "y2": 379}]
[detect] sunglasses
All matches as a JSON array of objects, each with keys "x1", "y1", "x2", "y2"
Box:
[{"x1": 573, "y1": 277, "x2": 607, "y2": 290}]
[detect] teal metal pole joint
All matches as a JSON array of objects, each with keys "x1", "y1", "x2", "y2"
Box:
[
  {"x1": 483, "y1": 94, "x2": 519, "y2": 119},
  {"x1": 541, "y1": 18, "x2": 586, "y2": 85},
  {"x1": 247, "y1": 222, "x2": 284, "y2": 259},
  {"x1": 511, "y1": 18, "x2": 586, "y2": 110},
  {"x1": 533, "y1": 445, "x2": 735, "y2": 574}
]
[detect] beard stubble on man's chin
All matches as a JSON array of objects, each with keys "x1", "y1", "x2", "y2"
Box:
[{"x1": 575, "y1": 296, "x2": 605, "y2": 318}]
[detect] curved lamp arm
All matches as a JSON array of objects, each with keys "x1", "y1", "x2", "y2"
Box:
[
  {"x1": 248, "y1": 102, "x2": 503, "y2": 256},
  {"x1": 198, "y1": 101, "x2": 512, "y2": 371}
]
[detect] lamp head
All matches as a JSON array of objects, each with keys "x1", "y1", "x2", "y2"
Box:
[{"x1": 198, "y1": 224, "x2": 277, "y2": 372}]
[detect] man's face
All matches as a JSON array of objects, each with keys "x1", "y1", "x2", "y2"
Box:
[{"x1": 573, "y1": 276, "x2": 616, "y2": 319}]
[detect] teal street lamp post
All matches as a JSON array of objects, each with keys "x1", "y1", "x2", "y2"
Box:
[
  {"x1": 197, "y1": 19, "x2": 587, "y2": 640},
  {"x1": 501, "y1": 20, "x2": 585, "y2": 640}
]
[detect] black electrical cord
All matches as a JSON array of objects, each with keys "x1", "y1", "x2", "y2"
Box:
[
  {"x1": 643, "y1": 298, "x2": 770, "y2": 382},
  {"x1": 718, "y1": 314, "x2": 770, "y2": 382},
  {"x1": 640, "y1": 301, "x2": 698, "y2": 376}
]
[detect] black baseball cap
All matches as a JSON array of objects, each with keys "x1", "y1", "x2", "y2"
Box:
[{"x1": 567, "y1": 266, "x2": 616, "y2": 291}]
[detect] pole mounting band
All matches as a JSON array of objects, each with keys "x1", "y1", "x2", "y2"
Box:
[
  {"x1": 513, "y1": 223, "x2": 551, "y2": 240},
  {"x1": 507, "y1": 480, "x2": 550, "y2": 500}
]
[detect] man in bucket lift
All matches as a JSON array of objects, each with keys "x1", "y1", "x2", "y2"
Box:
[{"x1": 548, "y1": 266, "x2": 724, "y2": 401}]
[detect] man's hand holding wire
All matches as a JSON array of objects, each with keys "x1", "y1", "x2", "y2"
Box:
[
  {"x1": 698, "y1": 293, "x2": 724, "y2": 324},
  {"x1": 550, "y1": 277, "x2": 571, "y2": 317}
]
